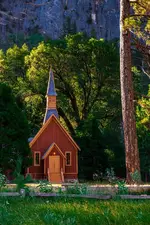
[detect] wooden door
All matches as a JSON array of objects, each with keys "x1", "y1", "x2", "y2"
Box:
[{"x1": 49, "y1": 156, "x2": 61, "y2": 183}]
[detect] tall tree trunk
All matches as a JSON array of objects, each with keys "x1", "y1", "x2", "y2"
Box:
[{"x1": 120, "y1": 0, "x2": 140, "y2": 183}]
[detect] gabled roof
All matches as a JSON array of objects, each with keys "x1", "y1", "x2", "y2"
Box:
[
  {"x1": 29, "y1": 114, "x2": 80, "y2": 150},
  {"x1": 43, "y1": 109, "x2": 59, "y2": 124},
  {"x1": 42, "y1": 143, "x2": 66, "y2": 159}
]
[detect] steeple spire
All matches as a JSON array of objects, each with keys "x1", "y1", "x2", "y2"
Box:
[
  {"x1": 43, "y1": 69, "x2": 58, "y2": 124},
  {"x1": 47, "y1": 69, "x2": 57, "y2": 96}
]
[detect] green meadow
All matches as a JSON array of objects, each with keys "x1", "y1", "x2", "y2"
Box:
[{"x1": 0, "y1": 197, "x2": 150, "y2": 225}]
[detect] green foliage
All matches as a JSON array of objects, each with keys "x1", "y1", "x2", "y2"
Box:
[
  {"x1": 117, "y1": 180, "x2": 128, "y2": 195},
  {"x1": 136, "y1": 86, "x2": 150, "y2": 178},
  {"x1": 136, "y1": 87, "x2": 150, "y2": 130},
  {"x1": 0, "y1": 34, "x2": 120, "y2": 136},
  {"x1": 105, "y1": 168, "x2": 117, "y2": 184},
  {"x1": 125, "y1": 0, "x2": 150, "y2": 45},
  {"x1": 0, "y1": 198, "x2": 150, "y2": 225},
  {"x1": 43, "y1": 212, "x2": 76, "y2": 225},
  {"x1": 93, "y1": 170, "x2": 103, "y2": 182},
  {"x1": 0, "y1": 33, "x2": 124, "y2": 179},
  {"x1": 124, "y1": 1, "x2": 150, "y2": 83},
  {"x1": 24, "y1": 33, "x2": 120, "y2": 134},
  {"x1": 2, "y1": 33, "x2": 147, "y2": 181},
  {"x1": 0, "y1": 44, "x2": 29, "y2": 84},
  {"x1": 1, "y1": 33, "x2": 45, "y2": 50},
  {"x1": 13, "y1": 158, "x2": 32, "y2": 192},
  {"x1": 0, "y1": 83, "x2": 32, "y2": 171},
  {"x1": 37, "y1": 181, "x2": 53, "y2": 193},
  {"x1": 0, "y1": 170, "x2": 6, "y2": 191},
  {"x1": 0, "y1": 205, "x2": 13, "y2": 225},
  {"x1": 66, "y1": 182, "x2": 87, "y2": 195},
  {"x1": 57, "y1": 187, "x2": 64, "y2": 194},
  {"x1": 130, "y1": 170, "x2": 141, "y2": 184},
  {"x1": 77, "y1": 118, "x2": 110, "y2": 180},
  {"x1": 77, "y1": 117, "x2": 125, "y2": 180}
]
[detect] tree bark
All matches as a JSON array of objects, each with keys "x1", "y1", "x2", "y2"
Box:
[{"x1": 120, "y1": 0, "x2": 140, "y2": 183}]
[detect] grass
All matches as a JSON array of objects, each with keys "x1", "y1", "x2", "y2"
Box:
[{"x1": 0, "y1": 197, "x2": 150, "y2": 225}]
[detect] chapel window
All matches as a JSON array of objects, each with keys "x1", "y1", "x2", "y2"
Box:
[
  {"x1": 66, "y1": 152, "x2": 71, "y2": 166},
  {"x1": 34, "y1": 152, "x2": 40, "y2": 166}
]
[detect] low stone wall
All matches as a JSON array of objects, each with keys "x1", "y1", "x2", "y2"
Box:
[
  {"x1": 30, "y1": 193, "x2": 112, "y2": 199},
  {"x1": 87, "y1": 184, "x2": 150, "y2": 195},
  {"x1": 0, "y1": 191, "x2": 150, "y2": 200},
  {"x1": 0, "y1": 192, "x2": 20, "y2": 197},
  {"x1": 4, "y1": 183, "x2": 150, "y2": 196},
  {"x1": 120, "y1": 195, "x2": 150, "y2": 199}
]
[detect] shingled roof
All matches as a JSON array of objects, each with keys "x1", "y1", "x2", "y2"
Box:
[
  {"x1": 47, "y1": 69, "x2": 57, "y2": 96},
  {"x1": 43, "y1": 69, "x2": 58, "y2": 124}
]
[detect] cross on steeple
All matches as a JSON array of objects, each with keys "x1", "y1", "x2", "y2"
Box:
[{"x1": 43, "y1": 69, "x2": 58, "y2": 124}]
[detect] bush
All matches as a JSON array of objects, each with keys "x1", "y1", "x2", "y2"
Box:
[
  {"x1": 105, "y1": 168, "x2": 117, "y2": 184},
  {"x1": 93, "y1": 170, "x2": 103, "y2": 182},
  {"x1": 117, "y1": 180, "x2": 128, "y2": 195},
  {"x1": 130, "y1": 170, "x2": 141, "y2": 184},
  {"x1": 13, "y1": 158, "x2": 32, "y2": 193},
  {"x1": 66, "y1": 182, "x2": 87, "y2": 195},
  {"x1": 14, "y1": 174, "x2": 32, "y2": 193},
  {"x1": 37, "y1": 181, "x2": 53, "y2": 193},
  {"x1": 0, "y1": 170, "x2": 6, "y2": 191}
]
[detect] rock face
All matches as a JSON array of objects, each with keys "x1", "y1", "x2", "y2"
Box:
[{"x1": 0, "y1": 0, "x2": 120, "y2": 42}]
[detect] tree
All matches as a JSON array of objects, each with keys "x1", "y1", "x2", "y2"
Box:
[
  {"x1": 0, "y1": 44, "x2": 29, "y2": 84},
  {"x1": 0, "y1": 34, "x2": 125, "y2": 179},
  {"x1": 120, "y1": 0, "x2": 140, "y2": 183},
  {"x1": 0, "y1": 83, "x2": 31, "y2": 172},
  {"x1": 25, "y1": 34, "x2": 120, "y2": 135},
  {"x1": 136, "y1": 86, "x2": 150, "y2": 181},
  {"x1": 125, "y1": 0, "x2": 150, "y2": 78},
  {"x1": 127, "y1": 0, "x2": 150, "y2": 44},
  {"x1": 0, "y1": 43, "x2": 44, "y2": 134},
  {"x1": 76, "y1": 117, "x2": 108, "y2": 180},
  {"x1": 76, "y1": 116, "x2": 125, "y2": 180},
  {"x1": 0, "y1": 35, "x2": 120, "y2": 136}
]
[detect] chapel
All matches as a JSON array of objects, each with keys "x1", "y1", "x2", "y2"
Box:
[{"x1": 27, "y1": 70, "x2": 79, "y2": 183}]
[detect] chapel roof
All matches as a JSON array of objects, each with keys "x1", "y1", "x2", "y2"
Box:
[{"x1": 47, "y1": 69, "x2": 57, "y2": 96}]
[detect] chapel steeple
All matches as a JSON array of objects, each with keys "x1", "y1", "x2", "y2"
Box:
[{"x1": 43, "y1": 69, "x2": 58, "y2": 124}]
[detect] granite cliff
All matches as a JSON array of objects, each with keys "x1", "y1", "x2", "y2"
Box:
[{"x1": 0, "y1": 0, "x2": 120, "y2": 42}]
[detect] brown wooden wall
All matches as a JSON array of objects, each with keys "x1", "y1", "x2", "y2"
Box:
[
  {"x1": 29, "y1": 160, "x2": 44, "y2": 179},
  {"x1": 29, "y1": 118, "x2": 78, "y2": 179}
]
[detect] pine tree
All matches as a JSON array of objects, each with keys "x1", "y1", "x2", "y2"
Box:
[
  {"x1": 120, "y1": 0, "x2": 141, "y2": 183},
  {"x1": 0, "y1": 83, "x2": 31, "y2": 172}
]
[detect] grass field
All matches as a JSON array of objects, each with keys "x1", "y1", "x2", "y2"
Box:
[{"x1": 0, "y1": 197, "x2": 150, "y2": 225}]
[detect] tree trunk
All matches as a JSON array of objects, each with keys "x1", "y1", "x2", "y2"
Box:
[{"x1": 120, "y1": 0, "x2": 140, "y2": 183}]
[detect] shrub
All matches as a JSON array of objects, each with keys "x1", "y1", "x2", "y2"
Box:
[
  {"x1": 13, "y1": 158, "x2": 32, "y2": 193},
  {"x1": 117, "y1": 180, "x2": 128, "y2": 195},
  {"x1": 105, "y1": 168, "x2": 117, "y2": 184},
  {"x1": 37, "y1": 181, "x2": 53, "y2": 193},
  {"x1": 14, "y1": 174, "x2": 32, "y2": 193},
  {"x1": 93, "y1": 170, "x2": 103, "y2": 182},
  {"x1": 0, "y1": 170, "x2": 6, "y2": 191},
  {"x1": 130, "y1": 170, "x2": 141, "y2": 184},
  {"x1": 66, "y1": 182, "x2": 87, "y2": 195}
]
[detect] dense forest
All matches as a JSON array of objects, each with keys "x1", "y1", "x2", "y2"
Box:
[{"x1": 0, "y1": 0, "x2": 150, "y2": 182}]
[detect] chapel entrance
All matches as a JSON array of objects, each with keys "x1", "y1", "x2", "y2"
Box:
[{"x1": 48, "y1": 155, "x2": 61, "y2": 183}]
